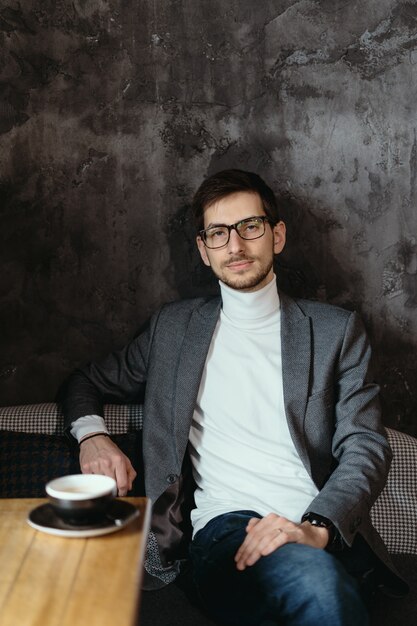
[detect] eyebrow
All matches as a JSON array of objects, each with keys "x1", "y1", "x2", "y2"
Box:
[
  {"x1": 204, "y1": 216, "x2": 264, "y2": 229},
  {"x1": 205, "y1": 222, "x2": 227, "y2": 229}
]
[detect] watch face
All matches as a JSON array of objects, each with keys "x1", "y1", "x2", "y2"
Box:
[
  {"x1": 303, "y1": 513, "x2": 333, "y2": 528},
  {"x1": 312, "y1": 519, "x2": 330, "y2": 527}
]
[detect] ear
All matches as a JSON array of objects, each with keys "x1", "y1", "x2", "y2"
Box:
[
  {"x1": 196, "y1": 236, "x2": 211, "y2": 267},
  {"x1": 273, "y1": 221, "x2": 286, "y2": 255}
]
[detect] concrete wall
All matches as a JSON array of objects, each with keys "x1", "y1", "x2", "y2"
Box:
[{"x1": 1, "y1": 1, "x2": 416, "y2": 434}]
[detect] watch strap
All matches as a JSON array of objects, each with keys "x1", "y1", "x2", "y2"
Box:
[{"x1": 302, "y1": 512, "x2": 345, "y2": 552}]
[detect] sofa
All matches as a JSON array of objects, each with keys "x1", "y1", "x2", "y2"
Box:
[{"x1": 0, "y1": 403, "x2": 416, "y2": 625}]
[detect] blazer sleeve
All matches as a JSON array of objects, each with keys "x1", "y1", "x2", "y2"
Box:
[
  {"x1": 304, "y1": 311, "x2": 392, "y2": 546},
  {"x1": 62, "y1": 307, "x2": 162, "y2": 432}
]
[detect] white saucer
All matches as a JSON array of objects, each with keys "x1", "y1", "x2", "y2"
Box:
[{"x1": 27, "y1": 499, "x2": 139, "y2": 538}]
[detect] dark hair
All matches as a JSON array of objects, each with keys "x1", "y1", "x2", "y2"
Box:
[{"x1": 191, "y1": 169, "x2": 280, "y2": 232}]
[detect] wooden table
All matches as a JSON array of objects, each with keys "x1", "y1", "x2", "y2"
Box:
[{"x1": 0, "y1": 497, "x2": 150, "y2": 626}]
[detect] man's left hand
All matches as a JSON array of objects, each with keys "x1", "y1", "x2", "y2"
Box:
[{"x1": 234, "y1": 513, "x2": 329, "y2": 571}]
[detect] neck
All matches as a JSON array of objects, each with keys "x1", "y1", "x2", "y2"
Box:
[{"x1": 219, "y1": 275, "x2": 280, "y2": 322}]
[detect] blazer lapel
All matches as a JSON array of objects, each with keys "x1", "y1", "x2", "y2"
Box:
[
  {"x1": 280, "y1": 291, "x2": 312, "y2": 475},
  {"x1": 173, "y1": 297, "x2": 221, "y2": 462}
]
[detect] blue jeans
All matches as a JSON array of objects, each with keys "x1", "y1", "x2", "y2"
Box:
[{"x1": 189, "y1": 511, "x2": 369, "y2": 626}]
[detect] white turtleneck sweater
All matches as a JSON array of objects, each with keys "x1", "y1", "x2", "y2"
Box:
[
  {"x1": 188, "y1": 277, "x2": 318, "y2": 536},
  {"x1": 71, "y1": 276, "x2": 319, "y2": 537}
]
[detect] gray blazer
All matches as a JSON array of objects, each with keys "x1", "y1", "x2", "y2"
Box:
[{"x1": 63, "y1": 286, "x2": 406, "y2": 594}]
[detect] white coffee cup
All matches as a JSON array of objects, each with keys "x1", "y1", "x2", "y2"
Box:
[{"x1": 46, "y1": 474, "x2": 117, "y2": 525}]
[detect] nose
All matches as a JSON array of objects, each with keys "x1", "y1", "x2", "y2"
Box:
[{"x1": 227, "y1": 227, "x2": 245, "y2": 254}]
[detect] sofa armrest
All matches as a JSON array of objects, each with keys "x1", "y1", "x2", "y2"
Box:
[
  {"x1": 0, "y1": 403, "x2": 145, "y2": 497},
  {"x1": 371, "y1": 427, "x2": 417, "y2": 555},
  {"x1": 0, "y1": 403, "x2": 143, "y2": 435}
]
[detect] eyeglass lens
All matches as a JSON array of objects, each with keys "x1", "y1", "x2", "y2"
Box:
[{"x1": 203, "y1": 217, "x2": 266, "y2": 248}]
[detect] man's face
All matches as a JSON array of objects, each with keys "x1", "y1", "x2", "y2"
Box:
[{"x1": 196, "y1": 191, "x2": 286, "y2": 292}]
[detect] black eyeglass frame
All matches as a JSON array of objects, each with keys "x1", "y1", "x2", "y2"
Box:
[{"x1": 199, "y1": 215, "x2": 274, "y2": 249}]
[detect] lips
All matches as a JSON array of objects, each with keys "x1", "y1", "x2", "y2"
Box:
[{"x1": 225, "y1": 258, "x2": 254, "y2": 270}]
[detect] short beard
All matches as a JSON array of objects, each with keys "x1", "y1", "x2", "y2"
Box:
[{"x1": 215, "y1": 258, "x2": 274, "y2": 292}]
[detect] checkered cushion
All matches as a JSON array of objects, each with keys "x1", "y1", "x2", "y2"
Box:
[
  {"x1": 371, "y1": 428, "x2": 417, "y2": 555},
  {"x1": 0, "y1": 403, "x2": 145, "y2": 498},
  {"x1": 0, "y1": 403, "x2": 143, "y2": 434},
  {"x1": 0, "y1": 430, "x2": 144, "y2": 497}
]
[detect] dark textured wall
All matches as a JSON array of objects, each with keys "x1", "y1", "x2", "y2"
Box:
[{"x1": 1, "y1": 1, "x2": 416, "y2": 434}]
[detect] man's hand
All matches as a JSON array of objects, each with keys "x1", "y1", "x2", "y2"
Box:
[
  {"x1": 79, "y1": 434, "x2": 137, "y2": 496},
  {"x1": 234, "y1": 513, "x2": 329, "y2": 571}
]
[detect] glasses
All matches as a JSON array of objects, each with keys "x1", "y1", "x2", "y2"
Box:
[{"x1": 199, "y1": 216, "x2": 272, "y2": 249}]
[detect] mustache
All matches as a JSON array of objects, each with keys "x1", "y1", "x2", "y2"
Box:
[{"x1": 222, "y1": 255, "x2": 255, "y2": 268}]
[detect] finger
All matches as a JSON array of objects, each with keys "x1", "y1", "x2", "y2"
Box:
[
  {"x1": 235, "y1": 519, "x2": 268, "y2": 561},
  {"x1": 114, "y1": 459, "x2": 130, "y2": 496},
  {"x1": 235, "y1": 533, "x2": 260, "y2": 568},
  {"x1": 244, "y1": 532, "x2": 290, "y2": 567},
  {"x1": 236, "y1": 542, "x2": 263, "y2": 570},
  {"x1": 246, "y1": 518, "x2": 260, "y2": 531},
  {"x1": 236, "y1": 525, "x2": 292, "y2": 569},
  {"x1": 127, "y1": 463, "x2": 137, "y2": 491},
  {"x1": 82, "y1": 457, "x2": 117, "y2": 484},
  {"x1": 237, "y1": 530, "x2": 276, "y2": 568},
  {"x1": 93, "y1": 458, "x2": 115, "y2": 479},
  {"x1": 235, "y1": 515, "x2": 285, "y2": 561},
  {"x1": 234, "y1": 534, "x2": 251, "y2": 562},
  {"x1": 80, "y1": 459, "x2": 111, "y2": 477},
  {"x1": 255, "y1": 528, "x2": 283, "y2": 553},
  {"x1": 259, "y1": 529, "x2": 294, "y2": 557}
]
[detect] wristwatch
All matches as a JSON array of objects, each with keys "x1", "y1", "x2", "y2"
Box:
[{"x1": 301, "y1": 512, "x2": 344, "y2": 552}]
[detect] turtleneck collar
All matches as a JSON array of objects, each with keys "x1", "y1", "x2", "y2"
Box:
[{"x1": 219, "y1": 275, "x2": 280, "y2": 324}]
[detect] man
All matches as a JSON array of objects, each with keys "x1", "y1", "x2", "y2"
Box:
[{"x1": 63, "y1": 170, "x2": 406, "y2": 625}]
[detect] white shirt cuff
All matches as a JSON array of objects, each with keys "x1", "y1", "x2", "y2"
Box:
[{"x1": 70, "y1": 415, "x2": 109, "y2": 443}]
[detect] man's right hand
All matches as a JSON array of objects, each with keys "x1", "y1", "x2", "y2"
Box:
[{"x1": 79, "y1": 434, "x2": 137, "y2": 496}]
